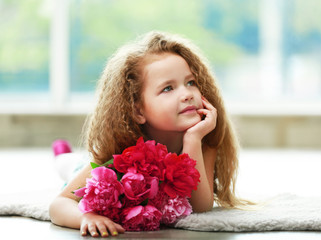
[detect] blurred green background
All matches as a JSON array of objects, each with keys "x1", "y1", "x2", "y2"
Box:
[{"x1": 0, "y1": 0, "x2": 320, "y2": 101}]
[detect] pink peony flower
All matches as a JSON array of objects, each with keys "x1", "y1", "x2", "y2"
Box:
[
  {"x1": 121, "y1": 169, "x2": 158, "y2": 203},
  {"x1": 163, "y1": 153, "x2": 200, "y2": 198},
  {"x1": 150, "y1": 186, "x2": 192, "y2": 225},
  {"x1": 74, "y1": 167, "x2": 124, "y2": 217},
  {"x1": 161, "y1": 196, "x2": 192, "y2": 225},
  {"x1": 121, "y1": 205, "x2": 162, "y2": 231}
]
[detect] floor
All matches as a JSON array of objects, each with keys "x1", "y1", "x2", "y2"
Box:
[
  {"x1": 1, "y1": 148, "x2": 321, "y2": 239},
  {"x1": 2, "y1": 216, "x2": 321, "y2": 240}
]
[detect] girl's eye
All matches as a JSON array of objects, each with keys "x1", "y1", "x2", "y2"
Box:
[
  {"x1": 187, "y1": 80, "x2": 196, "y2": 86},
  {"x1": 162, "y1": 86, "x2": 173, "y2": 92}
]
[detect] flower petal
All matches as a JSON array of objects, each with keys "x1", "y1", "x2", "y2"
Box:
[
  {"x1": 148, "y1": 177, "x2": 159, "y2": 199},
  {"x1": 91, "y1": 167, "x2": 117, "y2": 181},
  {"x1": 74, "y1": 187, "x2": 86, "y2": 197},
  {"x1": 78, "y1": 199, "x2": 93, "y2": 213},
  {"x1": 125, "y1": 206, "x2": 143, "y2": 220}
]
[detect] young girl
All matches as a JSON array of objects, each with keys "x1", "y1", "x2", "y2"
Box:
[{"x1": 49, "y1": 31, "x2": 241, "y2": 237}]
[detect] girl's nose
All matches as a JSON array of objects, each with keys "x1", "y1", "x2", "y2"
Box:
[{"x1": 181, "y1": 87, "x2": 194, "y2": 102}]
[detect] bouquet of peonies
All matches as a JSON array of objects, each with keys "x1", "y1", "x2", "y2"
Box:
[{"x1": 74, "y1": 137, "x2": 200, "y2": 231}]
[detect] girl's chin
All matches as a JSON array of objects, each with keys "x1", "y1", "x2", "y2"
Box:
[{"x1": 182, "y1": 117, "x2": 202, "y2": 130}]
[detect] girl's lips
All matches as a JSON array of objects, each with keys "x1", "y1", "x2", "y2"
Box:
[{"x1": 179, "y1": 106, "x2": 197, "y2": 114}]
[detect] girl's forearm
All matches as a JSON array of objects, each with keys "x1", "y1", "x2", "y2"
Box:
[
  {"x1": 190, "y1": 170, "x2": 214, "y2": 212},
  {"x1": 49, "y1": 196, "x2": 82, "y2": 229},
  {"x1": 183, "y1": 137, "x2": 214, "y2": 212}
]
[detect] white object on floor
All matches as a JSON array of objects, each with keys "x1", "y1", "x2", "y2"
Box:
[{"x1": 54, "y1": 152, "x2": 88, "y2": 183}]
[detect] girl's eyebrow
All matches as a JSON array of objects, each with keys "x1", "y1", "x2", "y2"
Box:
[
  {"x1": 156, "y1": 79, "x2": 175, "y2": 91},
  {"x1": 185, "y1": 73, "x2": 194, "y2": 80},
  {"x1": 156, "y1": 73, "x2": 195, "y2": 90}
]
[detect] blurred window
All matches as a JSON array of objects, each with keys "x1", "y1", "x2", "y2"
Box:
[
  {"x1": 1, "y1": 0, "x2": 320, "y2": 112},
  {"x1": 0, "y1": 0, "x2": 50, "y2": 93},
  {"x1": 69, "y1": 0, "x2": 321, "y2": 104}
]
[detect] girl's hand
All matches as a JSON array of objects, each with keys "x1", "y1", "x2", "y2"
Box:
[
  {"x1": 182, "y1": 96, "x2": 217, "y2": 212},
  {"x1": 185, "y1": 96, "x2": 217, "y2": 141},
  {"x1": 80, "y1": 212, "x2": 125, "y2": 237}
]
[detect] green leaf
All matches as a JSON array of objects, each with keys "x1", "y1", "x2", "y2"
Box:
[
  {"x1": 101, "y1": 158, "x2": 114, "y2": 167},
  {"x1": 119, "y1": 194, "x2": 125, "y2": 201},
  {"x1": 90, "y1": 162, "x2": 100, "y2": 169},
  {"x1": 117, "y1": 172, "x2": 124, "y2": 181},
  {"x1": 90, "y1": 158, "x2": 114, "y2": 169},
  {"x1": 140, "y1": 198, "x2": 149, "y2": 206}
]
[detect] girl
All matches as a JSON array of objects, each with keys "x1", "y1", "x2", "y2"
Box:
[{"x1": 49, "y1": 31, "x2": 241, "y2": 237}]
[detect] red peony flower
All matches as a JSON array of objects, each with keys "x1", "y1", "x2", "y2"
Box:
[
  {"x1": 163, "y1": 153, "x2": 200, "y2": 198},
  {"x1": 113, "y1": 137, "x2": 167, "y2": 180}
]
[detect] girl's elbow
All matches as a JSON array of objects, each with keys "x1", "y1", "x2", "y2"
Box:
[
  {"x1": 49, "y1": 196, "x2": 70, "y2": 225},
  {"x1": 193, "y1": 205, "x2": 213, "y2": 213},
  {"x1": 192, "y1": 198, "x2": 214, "y2": 213},
  {"x1": 49, "y1": 209, "x2": 57, "y2": 225},
  {"x1": 49, "y1": 198, "x2": 60, "y2": 224}
]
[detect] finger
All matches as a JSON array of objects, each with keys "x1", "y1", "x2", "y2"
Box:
[
  {"x1": 197, "y1": 108, "x2": 211, "y2": 117},
  {"x1": 197, "y1": 109, "x2": 217, "y2": 127},
  {"x1": 201, "y1": 95, "x2": 208, "y2": 102},
  {"x1": 114, "y1": 223, "x2": 125, "y2": 233},
  {"x1": 96, "y1": 222, "x2": 109, "y2": 238},
  {"x1": 202, "y1": 99, "x2": 215, "y2": 111},
  {"x1": 80, "y1": 223, "x2": 88, "y2": 236},
  {"x1": 105, "y1": 222, "x2": 119, "y2": 237},
  {"x1": 196, "y1": 109, "x2": 211, "y2": 122},
  {"x1": 88, "y1": 223, "x2": 99, "y2": 237},
  {"x1": 201, "y1": 96, "x2": 211, "y2": 105},
  {"x1": 201, "y1": 96, "x2": 215, "y2": 109}
]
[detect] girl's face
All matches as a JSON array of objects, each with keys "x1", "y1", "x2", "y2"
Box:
[{"x1": 137, "y1": 53, "x2": 203, "y2": 134}]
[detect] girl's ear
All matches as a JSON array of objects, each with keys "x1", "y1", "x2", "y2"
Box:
[{"x1": 134, "y1": 105, "x2": 146, "y2": 124}]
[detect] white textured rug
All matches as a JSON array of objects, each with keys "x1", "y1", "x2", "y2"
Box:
[
  {"x1": 174, "y1": 194, "x2": 321, "y2": 231},
  {"x1": 0, "y1": 189, "x2": 56, "y2": 221},
  {"x1": 1, "y1": 191, "x2": 321, "y2": 232}
]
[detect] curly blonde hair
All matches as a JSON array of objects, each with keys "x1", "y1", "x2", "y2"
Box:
[{"x1": 85, "y1": 31, "x2": 241, "y2": 208}]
